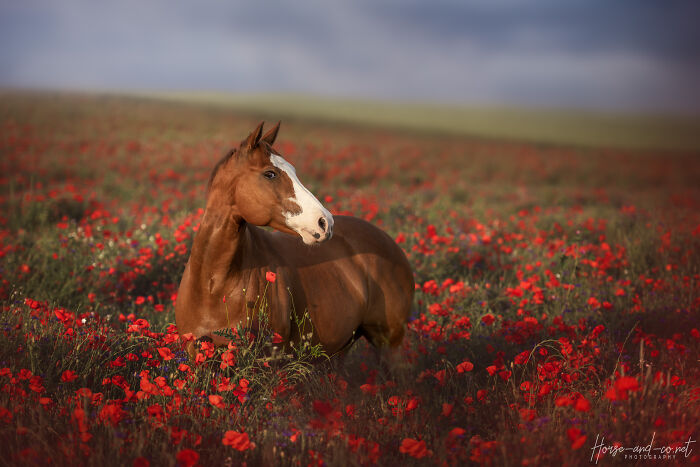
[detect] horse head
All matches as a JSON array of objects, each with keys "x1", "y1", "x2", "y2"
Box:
[{"x1": 207, "y1": 122, "x2": 333, "y2": 245}]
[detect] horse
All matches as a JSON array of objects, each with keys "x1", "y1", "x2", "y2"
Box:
[{"x1": 174, "y1": 122, "x2": 414, "y2": 363}]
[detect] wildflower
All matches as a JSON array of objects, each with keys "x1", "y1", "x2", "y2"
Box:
[
  {"x1": 222, "y1": 430, "x2": 254, "y2": 451},
  {"x1": 209, "y1": 395, "x2": 225, "y2": 409},
  {"x1": 555, "y1": 395, "x2": 573, "y2": 407},
  {"x1": 481, "y1": 314, "x2": 495, "y2": 325},
  {"x1": 399, "y1": 438, "x2": 432, "y2": 459},
  {"x1": 434, "y1": 369, "x2": 447, "y2": 385},
  {"x1": 266, "y1": 271, "x2": 276, "y2": 283},
  {"x1": 360, "y1": 384, "x2": 377, "y2": 395},
  {"x1": 567, "y1": 428, "x2": 587, "y2": 450},
  {"x1": 456, "y1": 360, "x2": 474, "y2": 372},
  {"x1": 61, "y1": 370, "x2": 78, "y2": 383},
  {"x1": 345, "y1": 404, "x2": 356, "y2": 418},
  {"x1": 514, "y1": 350, "x2": 530, "y2": 365},
  {"x1": 448, "y1": 427, "x2": 466, "y2": 441},
  {"x1": 157, "y1": 347, "x2": 174, "y2": 361},
  {"x1": 175, "y1": 449, "x2": 199, "y2": 467},
  {"x1": 272, "y1": 332, "x2": 284, "y2": 344},
  {"x1": 574, "y1": 395, "x2": 591, "y2": 412},
  {"x1": 220, "y1": 351, "x2": 235, "y2": 370},
  {"x1": 519, "y1": 408, "x2": 536, "y2": 422},
  {"x1": 605, "y1": 376, "x2": 640, "y2": 401},
  {"x1": 313, "y1": 400, "x2": 333, "y2": 418},
  {"x1": 442, "y1": 403, "x2": 454, "y2": 417}
]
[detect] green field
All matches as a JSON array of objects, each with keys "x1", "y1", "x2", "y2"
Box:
[{"x1": 146, "y1": 91, "x2": 700, "y2": 151}]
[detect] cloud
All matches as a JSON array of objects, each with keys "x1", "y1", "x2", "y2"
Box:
[{"x1": 1, "y1": 0, "x2": 698, "y2": 112}]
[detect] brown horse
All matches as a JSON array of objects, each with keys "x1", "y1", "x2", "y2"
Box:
[{"x1": 175, "y1": 122, "x2": 414, "y2": 361}]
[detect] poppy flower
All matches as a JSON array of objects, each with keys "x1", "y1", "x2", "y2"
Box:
[
  {"x1": 399, "y1": 438, "x2": 432, "y2": 459},
  {"x1": 209, "y1": 395, "x2": 225, "y2": 409},
  {"x1": 271, "y1": 332, "x2": 284, "y2": 344},
  {"x1": 442, "y1": 403, "x2": 454, "y2": 417},
  {"x1": 175, "y1": 449, "x2": 199, "y2": 467},
  {"x1": 157, "y1": 347, "x2": 174, "y2": 361},
  {"x1": 456, "y1": 360, "x2": 474, "y2": 372},
  {"x1": 574, "y1": 395, "x2": 591, "y2": 412},
  {"x1": 567, "y1": 428, "x2": 587, "y2": 450},
  {"x1": 222, "y1": 430, "x2": 254, "y2": 451},
  {"x1": 265, "y1": 271, "x2": 276, "y2": 283},
  {"x1": 481, "y1": 314, "x2": 495, "y2": 325},
  {"x1": 615, "y1": 377, "x2": 639, "y2": 392},
  {"x1": 61, "y1": 370, "x2": 78, "y2": 383}
]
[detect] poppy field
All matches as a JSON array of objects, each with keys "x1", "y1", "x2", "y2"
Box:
[{"x1": 1, "y1": 92, "x2": 699, "y2": 466}]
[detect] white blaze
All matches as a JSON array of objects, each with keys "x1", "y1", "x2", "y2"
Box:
[{"x1": 270, "y1": 154, "x2": 334, "y2": 244}]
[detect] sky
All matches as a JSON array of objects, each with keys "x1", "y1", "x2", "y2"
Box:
[{"x1": 1, "y1": 0, "x2": 699, "y2": 114}]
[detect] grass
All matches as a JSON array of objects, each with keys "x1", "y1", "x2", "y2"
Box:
[
  {"x1": 144, "y1": 91, "x2": 700, "y2": 151},
  {"x1": 0, "y1": 91, "x2": 698, "y2": 466}
]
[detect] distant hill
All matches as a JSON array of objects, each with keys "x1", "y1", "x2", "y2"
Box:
[{"x1": 144, "y1": 92, "x2": 700, "y2": 152}]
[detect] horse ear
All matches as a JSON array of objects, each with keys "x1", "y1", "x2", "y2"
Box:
[
  {"x1": 246, "y1": 122, "x2": 265, "y2": 150},
  {"x1": 261, "y1": 121, "x2": 280, "y2": 147}
]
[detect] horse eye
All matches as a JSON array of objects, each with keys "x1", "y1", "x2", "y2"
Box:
[{"x1": 263, "y1": 170, "x2": 277, "y2": 180}]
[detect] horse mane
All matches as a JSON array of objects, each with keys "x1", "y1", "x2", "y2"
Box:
[{"x1": 206, "y1": 147, "x2": 237, "y2": 195}]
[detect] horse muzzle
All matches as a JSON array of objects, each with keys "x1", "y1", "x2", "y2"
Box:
[{"x1": 298, "y1": 211, "x2": 333, "y2": 245}]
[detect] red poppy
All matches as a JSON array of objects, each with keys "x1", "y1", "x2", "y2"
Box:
[
  {"x1": 222, "y1": 430, "x2": 254, "y2": 451},
  {"x1": 272, "y1": 332, "x2": 284, "y2": 344},
  {"x1": 567, "y1": 428, "x2": 587, "y2": 450},
  {"x1": 61, "y1": 370, "x2": 78, "y2": 383},
  {"x1": 157, "y1": 347, "x2": 174, "y2": 361},
  {"x1": 481, "y1": 314, "x2": 495, "y2": 325},
  {"x1": 442, "y1": 403, "x2": 454, "y2": 417},
  {"x1": 399, "y1": 438, "x2": 432, "y2": 459},
  {"x1": 456, "y1": 360, "x2": 474, "y2": 372},
  {"x1": 360, "y1": 383, "x2": 377, "y2": 395},
  {"x1": 265, "y1": 271, "x2": 276, "y2": 283},
  {"x1": 313, "y1": 400, "x2": 334, "y2": 418},
  {"x1": 574, "y1": 395, "x2": 591, "y2": 412},
  {"x1": 175, "y1": 449, "x2": 199, "y2": 467},
  {"x1": 220, "y1": 351, "x2": 235, "y2": 370},
  {"x1": 209, "y1": 395, "x2": 225, "y2": 409}
]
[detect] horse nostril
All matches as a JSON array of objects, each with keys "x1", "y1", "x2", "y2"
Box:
[{"x1": 318, "y1": 217, "x2": 327, "y2": 232}]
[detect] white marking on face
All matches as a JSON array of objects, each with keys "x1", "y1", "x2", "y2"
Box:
[{"x1": 270, "y1": 154, "x2": 334, "y2": 244}]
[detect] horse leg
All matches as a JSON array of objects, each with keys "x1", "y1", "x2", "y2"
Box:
[
  {"x1": 184, "y1": 335, "x2": 214, "y2": 362},
  {"x1": 360, "y1": 323, "x2": 407, "y2": 381}
]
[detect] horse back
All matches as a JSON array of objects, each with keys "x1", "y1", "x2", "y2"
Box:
[{"x1": 272, "y1": 215, "x2": 414, "y2": 350}]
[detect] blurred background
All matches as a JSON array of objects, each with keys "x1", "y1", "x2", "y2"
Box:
[{"x1": 1, "y1": 0, "x2": 699, "y2": 148}]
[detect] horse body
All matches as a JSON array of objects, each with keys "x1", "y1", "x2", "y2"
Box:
[{"x1": 175, "y1": 122, "x2": 414, "y2": 357}]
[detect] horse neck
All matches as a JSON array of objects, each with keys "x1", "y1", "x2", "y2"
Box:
[{"x1": 188, "y1": 205, "x2": 247, "y2": 297}]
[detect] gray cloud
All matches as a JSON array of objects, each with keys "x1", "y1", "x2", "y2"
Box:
[{"x1": 1, "y1": 0, "x2": 699, "y2": 113}]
